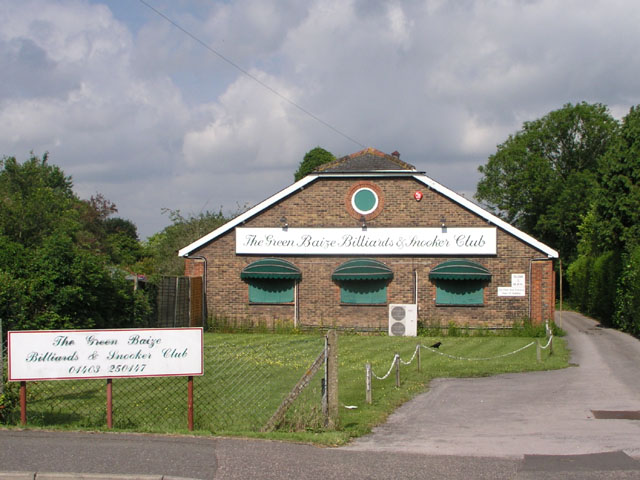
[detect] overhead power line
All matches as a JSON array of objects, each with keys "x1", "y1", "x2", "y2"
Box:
[{"x1": 138, "y1": 0, "x2": 366, "y2": 149}]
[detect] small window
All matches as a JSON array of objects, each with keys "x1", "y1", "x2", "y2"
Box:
[
  {"x1": 332, "y1": 258, "x2": 393, "y2": 305},
  {"x1": 351, "y1": 187, "x2": 378, "y2": 215},
  {"x1": 340, "y1": 280, "x2": 388, "y2": 304},
  {"x1": 429, "y1": 259, "x2": 491, "y2": 306},
  {"x1": 241, "y1": 258, "x2": 301, "y2": 305},
  {"x1": 435, "y1": 280, "x2": 485, "y2": 305},
  {"x1": 248, "y1": 279, "x2": 294, "y2": 304}
]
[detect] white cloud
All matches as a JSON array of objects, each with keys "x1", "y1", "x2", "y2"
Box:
[
  {"x1": 0, "y1": 0, "x2": 193, "y2": 235},
  {"x1": 3, "y1": 0, "x2": 640, "y2": 239},
  {"x1": 182, "y1": 70, "x2": 306, "y2": 173}
]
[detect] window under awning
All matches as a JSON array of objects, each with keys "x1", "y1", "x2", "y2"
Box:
[
  {"x1": 241, "y1": 258, "x2": 301, "y2": 280},
  {"x1": 332, "y1": 259, "x2": 393, "y2": 281},
  {"x1": 429, "y1": 259, "x2": 491, "y2": 281}
]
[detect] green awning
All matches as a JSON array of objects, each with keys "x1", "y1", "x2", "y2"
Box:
[
  {"x1": 429, "y1": 259, "x2": 491, "y2": 281},
  {"x1": 241, "y1": 258, "x2": 301, "y2": 280},
  {"x1": 332, "y1": 259, "x2": 393, "y2": 281}
]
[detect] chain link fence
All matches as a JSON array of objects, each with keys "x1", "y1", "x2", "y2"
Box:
[{"x1": 1, "y1": 335, "x2": 326, "y2": 433}]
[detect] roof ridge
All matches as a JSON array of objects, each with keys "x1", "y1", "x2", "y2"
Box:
[{"x1": 316, "y1": 147, "x2": 416, "y2": 172}]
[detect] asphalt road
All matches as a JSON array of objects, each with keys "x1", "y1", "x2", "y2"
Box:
[
  {"x1": 2, "y1": 311, "x2": 640, "y2": 479},
  {"x1": 347, "y1": 310, "x2": 640, "y2": 457}
]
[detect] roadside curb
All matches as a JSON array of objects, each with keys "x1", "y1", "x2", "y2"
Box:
[{"x1": 0, "y1": 472, "x2": 199, "y2": 480}]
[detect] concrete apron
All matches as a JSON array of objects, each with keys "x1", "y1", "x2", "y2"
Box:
[{"x1": 345, "y1": 311, "x2": 640, "y2": 458}]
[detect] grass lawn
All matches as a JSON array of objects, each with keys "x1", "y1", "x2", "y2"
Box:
[{"x1": 2, "y1": 332, "x2": 568, "y2": 446}]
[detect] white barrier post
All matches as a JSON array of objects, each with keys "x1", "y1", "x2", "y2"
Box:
[
  {"x1": 395, "y1": 354, "x2": 400, "y2": 388},
  {"x1": 365, "y1": 363, "x2": 372, "y2": 404}
]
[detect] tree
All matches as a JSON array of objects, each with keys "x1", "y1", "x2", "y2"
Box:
[
  {"x1": 0, "y1": 154, "x2": 75, "y2": 248},
  {"x1": 72, "y1": 194, "x2": 143, "y2": 267},
  {"x1": 0, "y1": 154, "x2": 149, "y2": 331},
  {"x1": 139, "y1": 209, "x2": 230, "y2": 277},
  {"x1": 294, "y1": 147, "x2": 335, "y2": 181},
  {"x1": 569, "y1": 105, "x2": 640, "y2": 333},
  {"x1": 102, "y1": 217, "x2": 141, "y2": 267},
  {"x1": 614, "y1": 244, "x2": 640, "y2": 335},
  {"x1": 476, "y1": 102, "x2": 618, "y2": 262},
  {"x1": 588, "y1": 105, "x2": 640, "y2": 251}
]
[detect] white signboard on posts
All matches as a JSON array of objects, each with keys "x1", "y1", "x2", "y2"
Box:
[{"x1": 8, "y1": 328, "x2": 203, "y2": 381}]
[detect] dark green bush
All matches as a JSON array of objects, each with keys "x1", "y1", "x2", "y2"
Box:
[
  {"x1": 567, "y1": 250, "x2": 621, "y2": 324},
  {"x1": 567, "y1": 255, "x2": 593, "y2": 313},
  {"x1": 0, "y1": 382, "x2": 20, "y2": 424},
  {"x1": 587, "y1": 251, "x2": 621, "y2": 324},
  {"x1": 613, "y1": 245, "x2": 640, "y2": 335}
]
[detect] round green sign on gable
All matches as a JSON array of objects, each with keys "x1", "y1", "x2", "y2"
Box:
[{"x1": 351, "y1": 187, "x2": 378, "y2": 215}]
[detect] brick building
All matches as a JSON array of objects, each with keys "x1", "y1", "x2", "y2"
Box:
[{"x1": 179, "y1": 148, "x2": 557, "y2": 332}]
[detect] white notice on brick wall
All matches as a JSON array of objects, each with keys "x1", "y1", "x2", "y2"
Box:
[{"x1": 497, "y1": 273, "x2": 526, "y2": 297}]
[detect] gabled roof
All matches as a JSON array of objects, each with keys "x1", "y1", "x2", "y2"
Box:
[
  {"x1": 316, "y1": 147, "x2": 417, "y2": 173},
  {"x1": 179, "y1": 149, "x2": 559, "y2": 258}
]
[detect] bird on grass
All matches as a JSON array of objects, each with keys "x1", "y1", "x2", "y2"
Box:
[{"x1": 430, "y1": 341, "x2": 442, "y2": 349}]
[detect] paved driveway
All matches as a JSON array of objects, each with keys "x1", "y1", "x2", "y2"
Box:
[{"x1": 346, "y1": 311, "x2": 640, "y2": 458}]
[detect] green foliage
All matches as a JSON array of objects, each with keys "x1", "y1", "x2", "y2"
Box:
[
  {"x1": 568, "y1": 106, "x2": 640, "y2": 331},
  {"x1": 139, "y1": 208, "x2": 231, "y2": 277},
  {"x1": 446, "y1": 321, "x2": 462, "y2": 337},
  {"x1": 476, "y1": 102, "x2": 617, "y2": 263},
  {"x1": 566, "y1": 251, "x2": 620, "y2": 324},
  {"x1": 74, "y1": 194, "x2": 142, "y2": 268},
  {"x1": 0, "y1": 154, "x2": 151, "y2": 331},
  {"x1": 569, "y1": 248, "x2": 631, "y2": 328},
  {"x1": 0, "y1": 383, "x2": 20, "y2": 424},
  {"x1": 0, "y1": 269, "x2": 27, "y2": 329},
  {"x1": 566, "y1": 255, "x2": 593, "y2": 313},
  {"x1": 294, "y1": 147, "x2": 335, "y2": 181},
  {"x1": 417, "y1": 318, "x2": 563, "y2": 337},
  {"x1": 102, "y1": 217, "x2": 142, "y2": 267},
  {"x1": 589, "y1": 105, "x2": 640, "y2": 252},
  {"x1": 0, "y1": 154, "x2": 76, "y2": 249},
  {"x1": 568, "y1": 250, "x2": 630, "y2": 329},
  {"x1": 417, "y1": 319, "x2": 443, "y2": 336},
  {"x1": 509, "y1": 318, "x2": 565, "y2": 337},
  {"x1": 589, "y1": 251, "x2": 621, "y2": 323},
  {"x1": 206, "y1": 315, "x2": 301, "y2": 334},
  {"x1": 613, "y1": 245, "x2": 640, "y2": 335}
]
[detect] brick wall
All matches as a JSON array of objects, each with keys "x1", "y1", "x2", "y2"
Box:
[
  {"x1": 188, "y1": 177, "x2": 556, "y2": 329},
  {"x1": 530, "y1": 259, "x2": 556, "y2": 325},
  {"x1": 184, "y1": 258, "x2": 205, "y2": 277}
]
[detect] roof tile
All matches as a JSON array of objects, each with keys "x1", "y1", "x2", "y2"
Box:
[{"x1": 316, "y1": 147, "x2": 416, "y2": 173}]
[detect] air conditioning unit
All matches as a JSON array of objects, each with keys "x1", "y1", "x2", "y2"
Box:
[{"x1": 388, "y1": 304, "x2": 418, "y2": 337}]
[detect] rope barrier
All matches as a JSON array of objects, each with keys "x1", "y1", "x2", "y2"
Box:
[
  {"x1": 371, "y1": 354, "x2": 399, "y2": 380},
  {"x1": 421, "y1": 340, "x2": 537, "y2": 361},
  {"x1": 370, "y1": 337, "x2": 551, "y2": 379},
  {"x1": 538, "y1": 335, "x2": 554, "y2": 350},
  {"x1": 398, "y1": 344, "x2": 420, "y2": 365},
  {"x1": 366, "y1": 336, "x2": 554, "y2": 404}
]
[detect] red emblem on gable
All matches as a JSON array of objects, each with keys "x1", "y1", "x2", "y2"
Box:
[{"x1": 414, "y1": 191, "x2": 423, "y2": 201}]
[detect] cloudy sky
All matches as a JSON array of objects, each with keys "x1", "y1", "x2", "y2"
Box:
[{"x1": 2, "y1": 0, "x2": 639, "y2": 239}]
